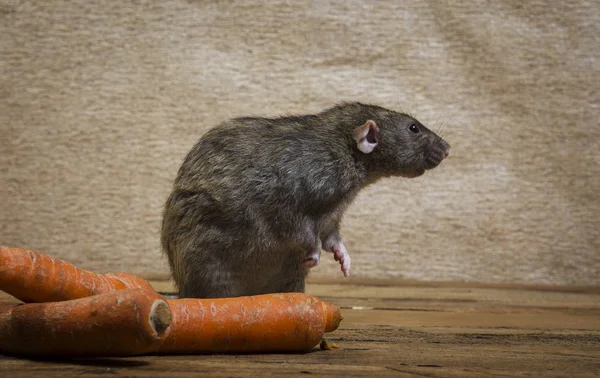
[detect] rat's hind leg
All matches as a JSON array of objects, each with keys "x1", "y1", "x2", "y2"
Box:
[
  {"x1": 294, "y1": 218, "x2": 323, "y2": 269},
  {"x1": 177, "y1": 265, "x2": 245, "y2": 298},
  {"x1": 263, "y1": 258, "x2": 309, "y2": 294},
  {"x1": 172, "y1": 232, "x2": 251, "y2": 298}
]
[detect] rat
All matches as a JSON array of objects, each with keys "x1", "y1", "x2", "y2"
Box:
[{"x1": 161, "y1": 102, "x2": 450, "y2": 298}]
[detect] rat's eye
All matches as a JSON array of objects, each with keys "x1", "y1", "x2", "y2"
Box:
[{"x1": 409, "y1": 123, "x2": 420, "y2": 133}]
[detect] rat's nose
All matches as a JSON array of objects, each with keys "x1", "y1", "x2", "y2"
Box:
[{"x1": 441, "y1": 140, "x2": 450, "y2": 158}]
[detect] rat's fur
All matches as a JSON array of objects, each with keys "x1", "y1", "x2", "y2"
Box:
[{"x1": 161, "y1": 103, "x2": 450, "y2": 298}]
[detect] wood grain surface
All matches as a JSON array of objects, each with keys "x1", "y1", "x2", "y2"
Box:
[{"x1": 1, "y1": 279, "x2": 598, "y2": 377}]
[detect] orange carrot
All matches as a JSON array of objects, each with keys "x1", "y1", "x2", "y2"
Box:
[
  {"x1": 159, "y1": 293, "x2": 342, "y2": 353},
  {"x1": 0, "y1": 246, "x2": 154, "y2": 303},
  {"x1": 1, "y1": 247, "x2": 344, "y2": 354},
  {"x1": 0, "y1": 288, "x2": 172, "y2": 357}
]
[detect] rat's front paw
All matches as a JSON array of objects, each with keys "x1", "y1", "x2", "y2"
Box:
[{"x1": 332, "y1": 242, "x2": 351, "y2": 277}]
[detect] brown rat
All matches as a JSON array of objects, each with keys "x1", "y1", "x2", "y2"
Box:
[{"x1": 161, "y1": 102, "x2": 450, "y2": 298}]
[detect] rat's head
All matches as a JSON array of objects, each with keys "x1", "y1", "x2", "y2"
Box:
[{"x1": 352, "y1": 111, "x2": 450, "y2": 178}]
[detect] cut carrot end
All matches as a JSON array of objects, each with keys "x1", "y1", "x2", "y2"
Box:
[{"x1": 149, "y1": 299, "x2": 172, "y2": 336}]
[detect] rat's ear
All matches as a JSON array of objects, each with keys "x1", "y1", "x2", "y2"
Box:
[{"x1": 352, "y1": 120, "x2": 379, "y2": 154}]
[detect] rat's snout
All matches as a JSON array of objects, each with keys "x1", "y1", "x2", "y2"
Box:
[{"x1": 424, "y1": 138, "x2": 450, "y2": 170}]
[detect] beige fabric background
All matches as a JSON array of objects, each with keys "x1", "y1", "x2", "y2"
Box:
[{"x1": 1, "y1": 1, "x2": 598, "y2": 285}]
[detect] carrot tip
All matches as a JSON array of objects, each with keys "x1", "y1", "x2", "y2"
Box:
[
  {"x1": 149, "y1": 300, "x2": 172, "y2": 336},
  {"x1": 323, "y1": 301, "x2": 343, "y2": 333}
]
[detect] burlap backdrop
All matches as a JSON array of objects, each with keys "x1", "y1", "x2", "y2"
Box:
[{"x1": 1, "y1": 1, "x2": 598, "y2": 285}]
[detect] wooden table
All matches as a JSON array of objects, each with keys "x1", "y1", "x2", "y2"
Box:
[{"x1": 1, "y1": 279, "x2": 599, "y2": 377}]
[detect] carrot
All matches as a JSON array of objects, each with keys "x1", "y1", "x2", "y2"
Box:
[
  {"x1": 1, "y1": 247, "x2": 345, "y2": 354},
  {"x1": 158, "y1": 293, "x2": 343, "y2": 353},
  {"x1": 0, "y1": 288, "x2": 172, "y2": 357},
  {"x1": 0, "y1": 246, "x2": 154, "y2": 303}
]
